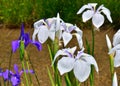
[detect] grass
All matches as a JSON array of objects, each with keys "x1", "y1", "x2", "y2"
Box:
[{"x1": 0, "y1": 0, "x2": 120, "y2": 27}]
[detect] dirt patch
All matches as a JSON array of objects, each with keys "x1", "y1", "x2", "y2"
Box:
[{"x1": 0, "y1": 25, "x2": 119, "y2": 86}]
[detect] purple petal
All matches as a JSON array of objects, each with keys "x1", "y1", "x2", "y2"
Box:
[
  {"x1": 2, "y1": 70, "x2": 9, "y2": 80},
  {"x1": 25, "y1": 70, "x2": 34, "y2": 74},
  {"x1": 11, "y1": 76, "x2": 20, "y2": 86},
  {"x1": 12, "y1": 40, "x2": 20, "y2": 53},
  {"x1": 19, "y1": 23, "x2": 25, "y2": 40},
  {"x1": 14, "y1": 64, "x2": 19, "y2": 74},
  {"x1": 31, "y1": 41, "x2": 42, "y2": 51},
  {"x1": 68, "y1": 26, "x2": 75, "y2": 32},
  {"x1": 24, "y1": 33, "x2": 30, "y2": 47}
]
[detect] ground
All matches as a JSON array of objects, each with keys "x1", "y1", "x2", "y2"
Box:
[{"x1": 0, "y1": 25, "x2": 119, "y2": 86}]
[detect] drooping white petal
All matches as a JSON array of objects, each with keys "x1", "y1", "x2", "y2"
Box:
[
  {"x1": 34, "y1": 19, "x2": 45, "y2": 29},
  {"x1": 74, "y1": 33, "x2": 83, "y2": 49},
  {"x1": 58, "y1": 57, "x2": 75, "y2": 75},
  {"x1": 74, "y1": 60, "x2": 91, "y2": 82},
  {"x1": 113, "y1": 29, "x2": 120, "y2": 46},
  {"x1": 52, "y1": 46, "x2": 77, "y2": 65},
  {"x1": 106, "y1": 34, "x2": 112, "y2": 50},
  {"x1": 53, "y1": 50, "x2": 68, "y2": 65},
  {"x1": 112, "y1": 72, "x2": 118, "y2": 86},
  {"x1": 109, "y1": 44, "x2": 120, "y2": 54},
  {"x1": 62, "y1": 32, "x2": 72, "y2": 46},
  {"x1": 77, "y1": 5, "x2": 90, "y2": 14},
  {"x1": 49, "y1": 23, "x2": 56, "y2": 41},
  {"x1": 80, "y1": 53, "x2": 99, "y2": 72},
  {"x1": 114, "y1": 50, "x2": 120, "y2": 67},
  {"x1": 32, "y1": 28, "x2": 39, "y2": 41},
  {"x1": 92, "y1": 13, "x2": 104, "y2": 28},
  {"x1": 101, "y1": 7, "x2": 112, "y2": 23},
  {"x1": 82, "y1": 10, "x2": 94, "y2": 22},
  {"x1": 37, "y1": 26, "x2": 49, "y2": 43},
  {"x1": 74, "y1": 25, "x2": 83, "y2": 37}
]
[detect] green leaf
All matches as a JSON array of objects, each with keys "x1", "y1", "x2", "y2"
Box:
[
  {"x1": 19, "y1": 41, "x2": 25, "y2": 61},
  {"x1": 47, "y1": 67, "x2": 55, "y2": 86}
]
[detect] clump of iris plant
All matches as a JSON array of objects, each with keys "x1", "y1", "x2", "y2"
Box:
[{"x1": 0, "y1": 64, "x2": 34, "y2": 86}]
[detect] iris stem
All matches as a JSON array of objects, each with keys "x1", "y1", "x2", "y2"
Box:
[
  {"x1": 109, "y1": 54, "x2": 114, "y2": 85},
  {"x1": 26, "y1": 61, "x2": 33, "y2": 85},
  {"x1": 90, "y1": 27, "x2": 95, "y2": 86},
  {"x1": 22, "y1": 61, "x2": 29, "y2": 86}
]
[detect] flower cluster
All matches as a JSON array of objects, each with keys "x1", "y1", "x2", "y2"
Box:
[
  {"x1": 33, "y1": 13, "x2": 83, "y2": 48},
  {"x1": 0, "y1": 64, "x2": 34, "y2": 86}
]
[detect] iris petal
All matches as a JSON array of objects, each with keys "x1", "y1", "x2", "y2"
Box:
[
  {"x1": 74, "y1": 60, "x2": 91, "y2": 82},
  {"x1": 58, "y1": 57, "x2": 75, "y2": 75},
  {"x1": 12, "y1": 40, "x2": 20, "y2": 53},
  {"x1": 14, "y1": 64, "x2": 19, "y2": 74},
  {"x1": 31, "y1": 41, "x2": 42, "y2": 51}
]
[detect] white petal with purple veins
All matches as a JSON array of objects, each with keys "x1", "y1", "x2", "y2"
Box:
[
  {"x1": 77, "y1": 5, "x2": 90, "y2": 14},
  {"x1": 82, "y1": 10, "x2": 94, "y2": 22},
  {"x1": 37, "y1": 26, "x2": 49, "y2": 43},
  {"x1": 80, "y1": 53, "x2": 99, "y2": 72},
  {"x1": 101, "y1": 7, "x2": 112, "y2": 23},
  {"x1": 92, "y1": 13, "x2": 104, "y2": 28},
  {"x1": 62, "y1": 32, "x2": 72, "y2": 46},
  {"x1": 58, "y1": 57, "x2": 75, "y2": 75},
  {"x1": 114, "y1": 50, "x2": 120, "y2": 67},
  {"x1": 113, "y1": 29, "x2": 120, "y2": 46},
  {"x1": 74, "y1": 60, "x2": 91, "y2": 82}
]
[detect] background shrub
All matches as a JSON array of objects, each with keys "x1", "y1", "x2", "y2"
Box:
[{"x1": 0, "y1": 0, "x2": 120, "y2": 27}]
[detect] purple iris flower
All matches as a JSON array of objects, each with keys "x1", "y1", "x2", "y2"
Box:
[
  {"x1": 0, "y1": 64, "x2": 34, "y2": 86},
  {"x1": 12, "y1": 23, "x2": 42, "y2": 53}
]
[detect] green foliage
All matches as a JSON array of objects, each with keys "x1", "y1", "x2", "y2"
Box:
[{"x1": 0, "y1": 0, "x2": 120, "y2": 26}]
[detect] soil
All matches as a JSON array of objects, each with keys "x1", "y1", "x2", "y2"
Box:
[{"x1": 0, "y1": 25, "x2": 120, "y2": 86}]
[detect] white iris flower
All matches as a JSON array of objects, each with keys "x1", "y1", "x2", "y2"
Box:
[
  {"x1": 33, "y1": 13, "x2": 83, "y2": 49},
  {"x1": 52, "y1": 46, "x2": 98, "y2": 82},
  {"x1": 60, "y1": 23, "x2": 83, "y2": 48},
  {"x1": 109, "y1": 29, "x2": 120, "y2": 67},
  {"x1": 77, "y1": 3, "x2": 112, "y2": 29},
  {"x1": 32, "y1": 13, "x2": 63, "y2": 43}
]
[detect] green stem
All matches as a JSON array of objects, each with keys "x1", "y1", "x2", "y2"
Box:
[
  {"x1": 109, "y1": 54, "x2": 114, "y2": 85},
  {"x1": 22, "y1": 61, "x2": 29, "y2": 86},
  {"x1": 26, "y1": 61, "x2": 33, "y2": 85},
  {"x1": 90, "y1": 28, "x2": 95, "y2": 86}
]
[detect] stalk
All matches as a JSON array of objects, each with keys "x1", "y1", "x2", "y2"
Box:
[
  {"x1": 90, "y1": 28, "x2": 95, "y2": 86},
  {"x1": 22, "y1": 61, "x2": 29, "y2": 86}
]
